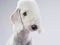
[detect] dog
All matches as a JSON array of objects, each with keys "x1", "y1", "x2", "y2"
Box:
[{"x1": 7, "y1": 0, "x2": 42, "y2": 45}]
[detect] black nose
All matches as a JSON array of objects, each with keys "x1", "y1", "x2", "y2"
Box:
[{"x1": 31, "y1": 24, "x2": 38, "y2": 30}]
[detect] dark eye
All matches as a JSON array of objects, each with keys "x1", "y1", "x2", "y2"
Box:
[{"x1": 23, "y1": 12, "x2": 27, "y2": 16}]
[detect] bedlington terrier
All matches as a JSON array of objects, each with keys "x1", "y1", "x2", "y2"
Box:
[{"x1": 7, "y1": 0, "x2": 42, "y2": 45}]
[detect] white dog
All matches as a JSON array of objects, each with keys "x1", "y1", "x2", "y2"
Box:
[{"x1": 7, "y1": 0, "x2": 42, "y2": 45}]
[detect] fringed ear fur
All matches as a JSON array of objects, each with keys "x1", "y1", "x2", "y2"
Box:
[{"x1": 11, "y1": 9, "x2": 21, "y2": 24}]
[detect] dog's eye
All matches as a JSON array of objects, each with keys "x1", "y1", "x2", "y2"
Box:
[{"x1": 23, "y1": 12, "x2": 27, "y2": 16}]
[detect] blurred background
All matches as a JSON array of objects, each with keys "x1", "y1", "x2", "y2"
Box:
[{"x1": 0, "y1": 0, "x2": 60, "y2": 45}]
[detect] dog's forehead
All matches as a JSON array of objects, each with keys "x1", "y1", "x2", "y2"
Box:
[
  {"x1": 17, "y1": 2, "x2": 40, "y2": 20},
  {"x1": 17, "y1": 0, "x2": 40, "y2": 13},
  {"x1": 17, "y1": 0, "x2": 35, "y2": 8}
]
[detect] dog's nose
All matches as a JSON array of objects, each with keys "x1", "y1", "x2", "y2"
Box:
[{"x1": 31, "y1": 24, "x2": 38, "y2": 30}]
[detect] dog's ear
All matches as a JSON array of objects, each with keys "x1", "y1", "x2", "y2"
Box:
[{"x1": 11, "y1": 9, "x2": 21, "y2": 24}]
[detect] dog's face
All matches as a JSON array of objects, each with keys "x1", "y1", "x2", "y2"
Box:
[{"x1": 11, "y1": 1, "x2": 41, "y2": 33}]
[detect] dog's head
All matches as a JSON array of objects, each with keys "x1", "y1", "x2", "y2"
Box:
[{"x1": 11, "y1": 0, "x2": 42, "y2": 33}]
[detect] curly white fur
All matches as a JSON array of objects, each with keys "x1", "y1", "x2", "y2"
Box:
[{"x1": 6, "y1": 0, "x2": 42, "y2": 45}]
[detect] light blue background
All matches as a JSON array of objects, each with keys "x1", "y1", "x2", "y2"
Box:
[{"x1": 0, "y1": 0, "x2": 60, "y2": 45}]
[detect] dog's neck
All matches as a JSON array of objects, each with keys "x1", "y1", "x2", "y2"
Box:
[{"x1": 13, "y1": 29, "x2": 32, "y2": 45}]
